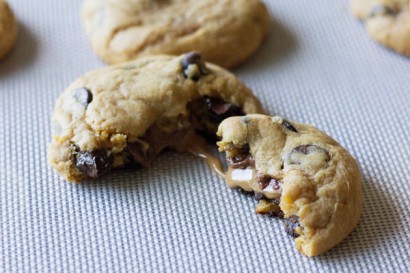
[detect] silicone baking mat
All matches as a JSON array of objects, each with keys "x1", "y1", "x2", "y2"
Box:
[{"x1": 1, "y1": 0, "x2": 409, "y2": 272}]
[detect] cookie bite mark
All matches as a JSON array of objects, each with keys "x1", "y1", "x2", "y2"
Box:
[{"x1": 217, "y1": 114, "x2": 363, "y2": 256}]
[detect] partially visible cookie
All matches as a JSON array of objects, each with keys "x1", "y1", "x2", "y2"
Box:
[
  {"x1": 81, "y1": 0, "x2": 270, "y2": 68},
  {"x1": 217, "y1": 115, "x2": 363, "y2": 256},
  {"x1": 0, "y1": 0, "x2": 18, "y2": 60},
  {"x1": 351, "y1": 0, "x2": 410, "y2": 56},
  {"x1": 48, "y1": 53, "x2": 265, "y2": 182}
]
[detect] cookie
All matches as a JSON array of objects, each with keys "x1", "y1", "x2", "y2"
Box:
[
  {"x1": 217, "y1": 115, "x2": 363, "y2": 256},
  {"x1": 81, "y1": 0, "x2": 270, "y2": 68},
  {"x1": 351, "y1": 0, "x2": 410, "y2": 56},
  {"x1": 48, "y1": 53, "x2": 265, "y2": 182},
  {"x1": 0, "y1": 0, "x2": 18, "y2": 60}
]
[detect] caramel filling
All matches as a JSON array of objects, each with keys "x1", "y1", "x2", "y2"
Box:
[{"x1": 184, "y1": 131, "x2": 224, "y2": 178}]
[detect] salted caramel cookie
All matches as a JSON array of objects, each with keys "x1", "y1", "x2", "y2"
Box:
[
  {"x1": 351, "y1": 0, "x2": 410, "y2": 56},
  {"x1": 48, "y1": 53, "x2": 264, "y2": 182},
  {"x1": 217, "y1": 115, "x2": 363, "y2": 256},
  {"x1": 0, "y1": 0, "x2": 18, "y2": 60},
  {"x1": 81, "y1": 0, "x2": 270, "y2": 68}
]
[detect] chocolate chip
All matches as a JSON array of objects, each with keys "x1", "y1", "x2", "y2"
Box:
[
  {"x1": 75, "y1": 150, "x2": 113, "y2": 178},
  {"x1": 284, "y1": 215, "x2": 300, "y2": 238},
  {"x1": 228, "y1": 153, "x2": 255, "y2": 169},
  {"x1": 270, "y1": 209, "x2": 284, "y2": 218},
  {"x1": 257, "y1": 174, "x2": 281, "y2": 191},
  {"x1": 286, "y1": 144, "x2": 330, "y2": 165},
  {"x1": 181, "y1": 52, "x2": 210, "y2": 81},
  {"x1": 254, "y1": 192, "x2": 265, "y2": 201},
  {"x1": 282, "y1": 119, "x2": 297, "y2": 133},
  {"x1": 125, "y1": 142, "x2": 152, "y2": 168},
  {"x1": 73, "y1": 87, "x2": 93, "y2": 108},
  {"x1": 205, "y1": 96, "x2": 244, "y2": 123},
  {"x1": 235, "y1": 144, "x2": 250, "y2": 154},
  {"x1": 369, "y1": 5, "x2": 397, "y2": 18},
  {"x1": 243, "y1": 116, "x2": 250, "y2": 124},
  {"x1": 255, "y1": 198, "x2": 284, "y2": 218},
  {"x1": 227, "y1": 144, "x2": 255, "y2": 169},
  {"x1": 188, "y1": 96, "x2": 245, "y2": 141},
  {"x1": 236, "y1": 188, "x2": 255, "y2": 196},
  {"x1": 293, "y1": 145, "x2": 312, "y2": 154}
]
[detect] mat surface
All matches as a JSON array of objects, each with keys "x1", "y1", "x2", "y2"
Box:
[{"x1": 1, "y1": 1, "x2": 409, "y2": 272}]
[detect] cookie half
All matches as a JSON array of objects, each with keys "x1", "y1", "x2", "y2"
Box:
[
  {"x1": 0, "y1": 0, "x2": 18, "y2": 60},
  {"x1": 351, "y1": 0, "x2": 410, "y2": 56},
  {"x1": 217, "y1": 115, "x2": 363, "y2": 256},
  {"x1": 81, "y1": 0, "x2": 270, "y2": 68},
  {"x1": 48, "y1": 53, "x2": 264, "y2": 182}
]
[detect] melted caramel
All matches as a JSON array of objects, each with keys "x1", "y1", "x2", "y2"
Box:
[
  {"x1": 189, "y1": 147, "x2": 225, "y2": 178},
  {"x1": 183, "y1": 131, "x2": 225, "y2": 178}
]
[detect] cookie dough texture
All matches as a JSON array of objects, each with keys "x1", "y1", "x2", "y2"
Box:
[
  {"x1": 217, "y1": 115, "x2": 363, "y2": 256},
  {"x1": 81, "y1": 0, "x2": 270, "y2": 68},
  {"x1": 0, "y1": 0, "x2": 18, "y2": 59},
  {"x1": 351, "y1": 0, "x2": 410, "y2": 56},
  {"x1": 48, "y1": 54, "x2": 264, "y2": 182}
]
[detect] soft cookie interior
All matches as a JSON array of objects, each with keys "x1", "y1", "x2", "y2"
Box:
[{"x1": 217, "y1": 114, "x2": 363, "y2": 256}]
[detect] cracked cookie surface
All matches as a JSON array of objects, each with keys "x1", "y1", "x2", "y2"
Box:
[
  {"x1": 81, "y1": 0, "x2": 270, "y2": 68},
  {"x1": 217, "y1": 114, "x2": 363, "y2": 256},
  {"x1": 48, "y1": 53, "x2": 264, "y2": 182},
  {"x1": 351, "y1": 0, "x2": 410, "y2": 56},
  {"x1": 0, "y1": 0, "x2": 18, "y2": 60}
]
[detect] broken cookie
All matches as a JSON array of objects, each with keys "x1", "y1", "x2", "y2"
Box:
[
  {"x1": 48, "y1": 53, "x2": 264, "y2": 182},
  {"x1": 217, "y1": 114, "x2": 363, "y2": 256}
]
